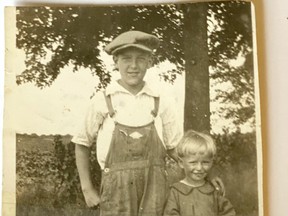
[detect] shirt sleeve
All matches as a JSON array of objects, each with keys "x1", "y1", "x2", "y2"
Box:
[
  {"x1": 163, "y1": 188, "x2": 181, "y2": 216},
  {"x1": 218, "y1": 194, "x2": 236, "y2": 216},
  {"x1": 71, "y1": 94, "x2": 106, "y2": 147},
  {"x1": 159, "y1": 95, "x2": 183, "y2": 150}
]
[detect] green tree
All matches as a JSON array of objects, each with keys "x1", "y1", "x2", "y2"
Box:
[
  {"x1": 16, "y1": 5, "x2": 184, "y2": 89},
  {"x1": 16, "y1": 1, "x2": 254, "y2": 130},
  {"x1": 207, "y1": 2, "x2": 254, "y2": 126}
]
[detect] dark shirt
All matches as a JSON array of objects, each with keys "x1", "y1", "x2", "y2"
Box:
[{"x1": 163, "y1": 181, "x2": 236, "y2": 216}]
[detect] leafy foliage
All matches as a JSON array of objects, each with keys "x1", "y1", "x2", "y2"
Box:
[
  {"x1": 16, "y1": 2, "x2": 254, "y2": 127},
  {"x1": 16, "y1": 133, "x2": 258, "y2": 215},
  {"x1": 16, "y1": 5, "x2": 184, "y2": 89},
  {"x1": 214, "y1": 130, "x2": 258, "y2": 215},
  {"x1": 214, "y1": 129, "x2": 257, "y2": 169},
  {"x1": 16, "y1": 135, "x2": 101, "y2": 208},
  {"x1": 207, "y1": 2, "x2": 254, "y2": 126},
  {"x1": 207, "y1": 1, "x2": 252, "y2": 67}
]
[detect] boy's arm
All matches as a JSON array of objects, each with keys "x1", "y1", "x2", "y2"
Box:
[
  {"x1": 76, "y1": 144, "x2": 100, "y2": 208},
  {"x1": 167, "y1": 148, "x2": 178, "y2": 162},
  {"x1": 218, "y1": 194, "x2": 236, "y2": 216},
  {"x1": 208, "y1": 166, "x2": 226, "y2": 196},
  {"x1": 72, "y1": 94, "x2": 106, "y2": 207},
  {"x1": 210, "y1": 176, "x2": 226, "y2": 196},
  {"x1": 160, "y1": 96, "x2": 183, "y2": 158},
  {"x1": 163, "y1": 188, "x2": 181, "y2": 216}
]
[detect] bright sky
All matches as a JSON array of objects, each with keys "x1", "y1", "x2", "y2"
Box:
[
  {"x1": 5, "y1": 7, "x2": 249, "y2": 135},
  {"x1": 16, "y1": 67, "x2": 186, "y2": 135},
  {"x1": 9, "y1": 48, "x2": 243, "y2": 135},
  {"x1": 9, "y1": 45, "x2": 186, "y2": 135}
]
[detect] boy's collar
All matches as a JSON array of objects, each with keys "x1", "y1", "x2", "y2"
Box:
[
  {"x1": 171, "y1": 181, "x2": 215, "y2": 195},
  {"x1": 105, "y1": 80, "x2": 159, "y2": 97}
]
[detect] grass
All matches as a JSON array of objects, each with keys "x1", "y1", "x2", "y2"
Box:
[{"x1": 16, "y1": 204, "x2": 100, "y2": 216}]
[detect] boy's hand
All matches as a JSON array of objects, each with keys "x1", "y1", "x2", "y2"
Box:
[
  {"x1": 167, "y1": 148, "x2": 179, "y2": 163},
  {"x1": 82, "y1": 187, "x2": 101, "y2": 208},
  {"x1": 211, "y1": 176, "x2": 226, "y2": 196}
]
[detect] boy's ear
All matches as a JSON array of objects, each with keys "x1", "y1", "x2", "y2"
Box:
[
  {"x1": 113, "y1": 55, "x2": 119, "y2": 69},
  {"x1": 147, "y1": 55, "x2": 153, "y2": 68},
  {"x1": 113, "y1": 55, "x2": 118, "y2": 63}
]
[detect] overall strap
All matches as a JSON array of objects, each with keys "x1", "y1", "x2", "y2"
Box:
[
  {"x1": 151, "y1": 97, "x2": 160, "y2": 118},
  {"x1": 103, "y1": 91, "x2": 115, "y2": 118}
]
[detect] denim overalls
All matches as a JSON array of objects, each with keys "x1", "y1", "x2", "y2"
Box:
[{"x1": 100, "y1": 93, "x2": 168, "y2": 216}]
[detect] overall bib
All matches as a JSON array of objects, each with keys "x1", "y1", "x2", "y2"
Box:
[{"x1": 100, "y1": 93, "x2": 168, "y2": 216}]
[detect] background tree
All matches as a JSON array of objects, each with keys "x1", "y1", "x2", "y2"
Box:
[
  {"x1": 16, "y1": 1, "x2": 254, "y2": 131},
  {"x1": 207, "y1": 2, "x2": 254, "y2": 127},
  {"x1": 182, "y1": 3, "x2": 210, "y2": 132},
  {"x1": 16, "y1": 5, "x2": 184, "y2": 89}
]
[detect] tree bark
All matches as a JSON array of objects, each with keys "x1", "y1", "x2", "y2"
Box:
[{"x1": 183, "y1": 3, "x2": 210, "y2": 133}]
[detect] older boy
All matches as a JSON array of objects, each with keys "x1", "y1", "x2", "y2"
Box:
[{"x1": 73, "y1": 31, "x2": 182, "y2": 216}]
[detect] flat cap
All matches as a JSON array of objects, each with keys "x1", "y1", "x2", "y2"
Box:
[{"x1": 104, "y1": 30, "x2": 160, "y2": 55}]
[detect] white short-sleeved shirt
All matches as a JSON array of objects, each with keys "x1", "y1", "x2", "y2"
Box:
[{"x1": 72, "y1": 81, "x2": 183, "y2": 168}]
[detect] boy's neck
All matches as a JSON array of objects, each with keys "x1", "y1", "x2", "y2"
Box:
[
  {"x1": 118, "y1": 80, "x2": 145, "y2": 95},
  {"x1": 181, "y1": 178, "x2": 206, "y2": 188}
]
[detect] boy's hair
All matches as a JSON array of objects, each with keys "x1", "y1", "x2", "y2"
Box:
[{"x1": 177, "y1": 130, "x2": 216, "y2": 159}]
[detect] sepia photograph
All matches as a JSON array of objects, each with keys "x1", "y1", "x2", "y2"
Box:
[{"x1": 3, "y1": 1, "x2": 263, "y2": 216}]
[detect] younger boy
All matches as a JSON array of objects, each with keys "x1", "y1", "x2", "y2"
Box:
[{"x1": 163, "y1": 130, "x2": 236, "y2": 216}]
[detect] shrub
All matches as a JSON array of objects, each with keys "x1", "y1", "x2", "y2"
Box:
[
  {"x1": 16, "y1": 132, "x2": 259, "y2": 216},
  {"x1": 213, "y1": 131, "x2": 258, "y2": 216},
  {"x1": 16, "y1": 135, "x2": 101, "y2": 210}
]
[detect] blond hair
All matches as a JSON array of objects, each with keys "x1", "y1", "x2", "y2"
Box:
[{"x1": 177, "y1": 130, "x2": 216, "y2": 159}]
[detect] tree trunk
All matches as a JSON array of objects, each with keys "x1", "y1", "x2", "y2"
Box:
[{"x1": 183, "y1": 3, "x2": 210, "y2": 133}]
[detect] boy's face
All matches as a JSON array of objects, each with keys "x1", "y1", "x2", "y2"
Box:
[
  {"x1": 179, "y1": 153, "x2": 213, "y2": 186},
  {"x1": 114, "y1": 48, "x2": 152, "y2": 89}
]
